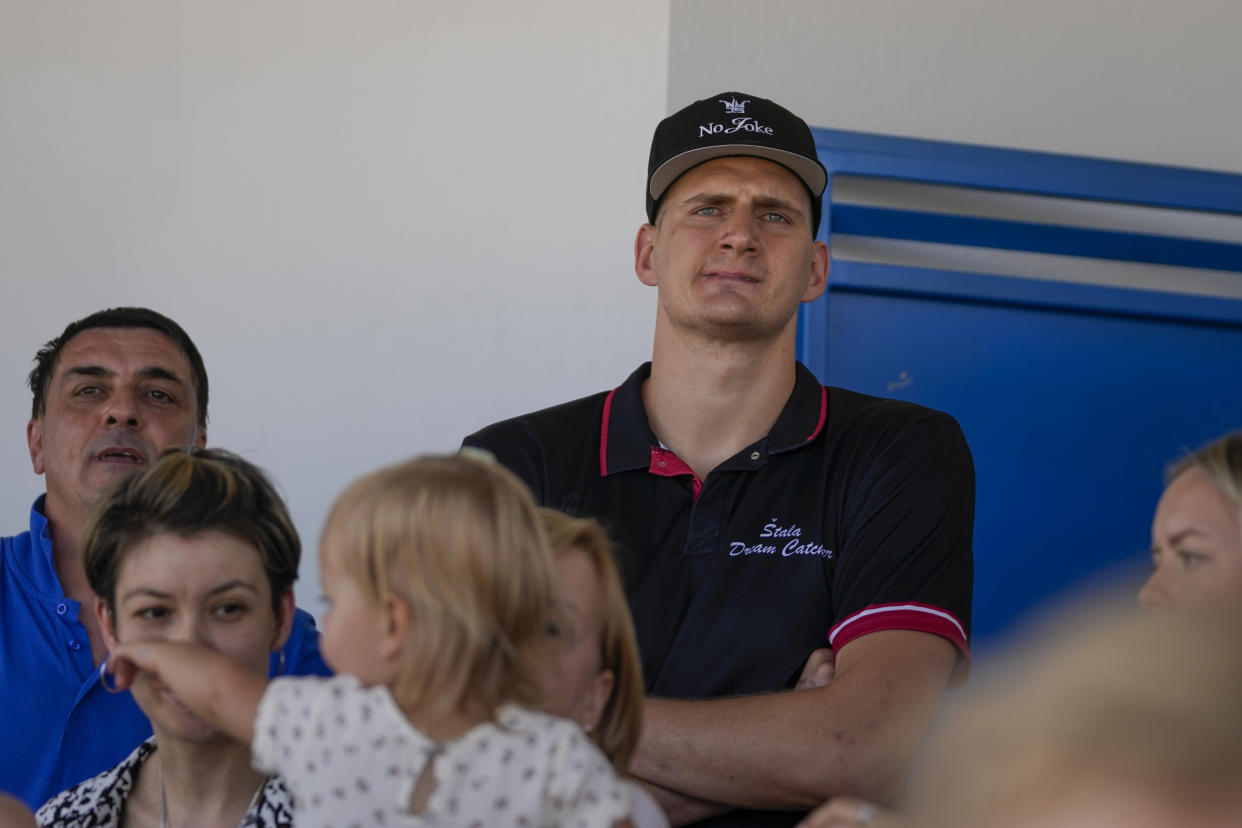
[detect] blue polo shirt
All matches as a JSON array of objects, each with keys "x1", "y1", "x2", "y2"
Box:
[{"x1": 0, "y1": 496, "x2": 330, "y2": 809}]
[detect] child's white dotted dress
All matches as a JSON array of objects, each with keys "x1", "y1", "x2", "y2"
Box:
[{"x1": 252, "y1": 675, "x2": 631, "y2": 827}]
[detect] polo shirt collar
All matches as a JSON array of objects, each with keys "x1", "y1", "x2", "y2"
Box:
[
  {"x1": 16, "y1": 495, "x2": 65, "y2": 597},
  {"x1": 599, "y1": 361, "x2": 828, "y2": 477}
]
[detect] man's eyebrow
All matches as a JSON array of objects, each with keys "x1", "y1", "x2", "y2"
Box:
[
  {"x1": 60, "y1": 365, "x2": 186, "y2": 386},
  {"x1": 137, "y1": 367, "x2": 186, "y2": 385},
  {"x1": 753, "y1": 195, "x2": 806, "y2": 219},
  {"x1": 679, "y1": 192, "x2": 735, "y2": 208},
  {"x1": 62, "y1": 365, "x2": 113, "y2": 382},
  {"x1": 678, "y1": 192, "x2": 808, "y2": 221}
]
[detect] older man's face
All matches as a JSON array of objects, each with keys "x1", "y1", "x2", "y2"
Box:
[{"x1": 28, "y1": 327, "x2": 206, "y2": 522}]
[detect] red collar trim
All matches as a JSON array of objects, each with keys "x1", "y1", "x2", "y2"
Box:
[{"x1": 599, "y1": 387, "x2": 618, "y2": 476}]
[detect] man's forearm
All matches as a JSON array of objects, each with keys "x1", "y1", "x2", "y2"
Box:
[
  {"x1": 640, "y1": 779, "x2": 729, "y2": 826},
  {"x1": 630, "y1": 631, "x2": 956, "y2": 811}
]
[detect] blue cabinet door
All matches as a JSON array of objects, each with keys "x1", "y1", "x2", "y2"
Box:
[{"x1": 808, "y1": 275, "x2": 1242, "y2": 645}]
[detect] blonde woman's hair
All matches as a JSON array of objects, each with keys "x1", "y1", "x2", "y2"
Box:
[
  {"x1": 324, "y1": 453, "x2": 557, "y2": 720},
  {"x1": 539, "y1": 509, "x2": 645, "y2": 771},
  {"x1": 1167, "y1": 428, "x2": 1242, "y2": 536},
  {"x1": 908, "y1": 598, "x2": 1242, "y2": 827}
]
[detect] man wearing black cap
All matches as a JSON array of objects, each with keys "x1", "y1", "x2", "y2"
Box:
[{"x1": 465, "y1": 93, "x2": 973, "y2": 826}]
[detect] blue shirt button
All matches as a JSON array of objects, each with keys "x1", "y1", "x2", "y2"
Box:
[
  {"x1": 56, "y1": 602, "x2": 68, "y2": 615},
  {"x1": 67, "y1": 639, "x2": 81, "y2": 651}
]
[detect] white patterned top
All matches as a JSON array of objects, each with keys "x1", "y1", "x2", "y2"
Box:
[{"x1": 252, "y1": 675, "x2": 632, "y2": 827}]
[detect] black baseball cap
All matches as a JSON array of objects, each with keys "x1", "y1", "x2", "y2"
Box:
[{"x1": 646, "y1": 92, "x2": 827, "y2": 234}]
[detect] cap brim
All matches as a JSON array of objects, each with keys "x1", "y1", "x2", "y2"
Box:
[{"x1": 648, "y1": 144, "x2": 827, "y2": 203}]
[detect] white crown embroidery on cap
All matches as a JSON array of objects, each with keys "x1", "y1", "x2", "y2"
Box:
[{"x1": 719, "y1": 97, "x2": 749, "y2": 115}]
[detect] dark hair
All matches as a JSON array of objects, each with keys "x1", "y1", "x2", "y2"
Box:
[
  {"x1": 28, "y1": 307, "x2": 209, "y2": 427},
  {"x1": 83, "y1": 447, "x2": 299, "y2": 619}
]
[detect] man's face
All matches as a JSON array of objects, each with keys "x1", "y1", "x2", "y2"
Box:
[
  {"x1": 27, "y1": 327, "x2": 206, "y2": 522},
  {"x1": 635, "y1": 156, "x2": 828, "y2": 344}
]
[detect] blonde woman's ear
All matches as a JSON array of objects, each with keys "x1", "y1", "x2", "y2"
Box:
[{"x1": 583, "y1": 668, "x2": 616, "y2": 733}]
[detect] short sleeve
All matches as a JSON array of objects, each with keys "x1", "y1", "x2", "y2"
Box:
[
  {"x1": 827, "y1": 411, "x2": 975, "y2": 679},
  {"x1": 546, "y1": 725, "x2": 632, "y2": 827}
]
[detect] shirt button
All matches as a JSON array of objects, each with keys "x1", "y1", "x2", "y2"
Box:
[
  {"x1": 56, "y1": 602, "x2": 68, "y2": 615},
  {"x1": 750, "y1": 451, "x2": 761, "y2": 460},
  {"x1": 67, "y1": 639, "x2": 82, "y2": 651}
]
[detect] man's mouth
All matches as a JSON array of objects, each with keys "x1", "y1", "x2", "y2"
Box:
[
  {"x1": 97, "y1": 448, "x2": 144, "y2": 464},
  {"x1": 704, "y1": 270, "x2": 761, "y2": 284}
]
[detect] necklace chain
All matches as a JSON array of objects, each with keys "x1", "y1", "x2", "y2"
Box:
[{"x1": 157, "y1": 756, "x2": 266, "y2": 828}]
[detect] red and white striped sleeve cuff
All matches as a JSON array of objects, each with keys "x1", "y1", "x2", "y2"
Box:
[{"x1": 829, "y1": 602, "x2": 970, "y2": 664}]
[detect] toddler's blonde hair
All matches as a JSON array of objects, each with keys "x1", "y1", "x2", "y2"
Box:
[{"x1": 324, "y1": 452, "x2": 557, "y2": 719}]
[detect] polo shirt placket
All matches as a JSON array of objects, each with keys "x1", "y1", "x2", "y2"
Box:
[{"x1": 0, "y1": 497, "x2": 150, "y2": 808}]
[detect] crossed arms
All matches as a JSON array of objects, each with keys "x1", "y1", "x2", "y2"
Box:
[{"x1": 630, "y1": 630, "x2": 957, "y2": 825}]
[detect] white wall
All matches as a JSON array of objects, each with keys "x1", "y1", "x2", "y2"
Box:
[
  {"x1": 0, "y1": 1, "x2": 669, "y2": 616},
  {"x1": 669, "y1": 0, "x2": 1242, "y2": 173},
  {"x1": 5, "y1": 1, "x2": 1239, "y2": 622}
]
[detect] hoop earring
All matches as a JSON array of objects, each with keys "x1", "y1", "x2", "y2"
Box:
[
  {"x1": 273, "y1": 648, "x2": 286, "y2": 675},
  {"x1": 99, "y1": 659, "x2": 124, "y2": 694}
]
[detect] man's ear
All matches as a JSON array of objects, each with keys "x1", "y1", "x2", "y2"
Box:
[
  {"x1": 27, "y1": 420, "x2": 44, "y2": 475},
  {"x1": 801, "y1": 240, "x2": 830, "y2": 303},
  {"x1": 194, "y1": 427, "x2": 207, "y2": 449},
  {"x1": 582, "y1": 668, "x2": 616, "y2": 733},
  {"x1": 96, "y1": 596, "x2": 120, "y2": 652},
  {"x1": 271, "y1": 589, "x2": 296, "y2": 652},
  {"x1": 634, "y1": 223, "x2": 660, "y2": 287},
  {"x1": 377, "y1": 591, "x2": 411, "y2": 662}
]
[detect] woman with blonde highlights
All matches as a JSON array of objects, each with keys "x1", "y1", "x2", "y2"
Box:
[{"x1": 38, "y1": 448, "x2": 324, "y2": 828}]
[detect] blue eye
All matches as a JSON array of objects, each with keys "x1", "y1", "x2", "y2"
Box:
[{"x1": 1177, "y1": 549, "x2": 1206, "y2": 568}]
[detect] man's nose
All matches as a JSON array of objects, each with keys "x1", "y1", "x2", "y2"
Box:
[
  {"x1": 104, "y1": 388, "x2": 141, "y2": 428},
  {"x1": 719, "y1": 210, "x2": 760, "y2": 252}
]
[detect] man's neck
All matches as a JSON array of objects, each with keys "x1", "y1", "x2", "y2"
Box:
[{"x1": 643, "y1": 324, "x2": 799, "y2": 481}]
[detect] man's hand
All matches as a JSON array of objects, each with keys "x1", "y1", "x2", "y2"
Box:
[{"x1": 796, "y1": 647, "x2": 835, "y2": 690}]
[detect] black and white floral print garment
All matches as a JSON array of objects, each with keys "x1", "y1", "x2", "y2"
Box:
[{"x1": 35, "y1": 738, "x2": 293, "y2": 828}]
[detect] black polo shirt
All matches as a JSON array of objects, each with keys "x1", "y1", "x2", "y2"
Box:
[{"x1": 466, "y1": 362, "x2": 974, "y2": 701}]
